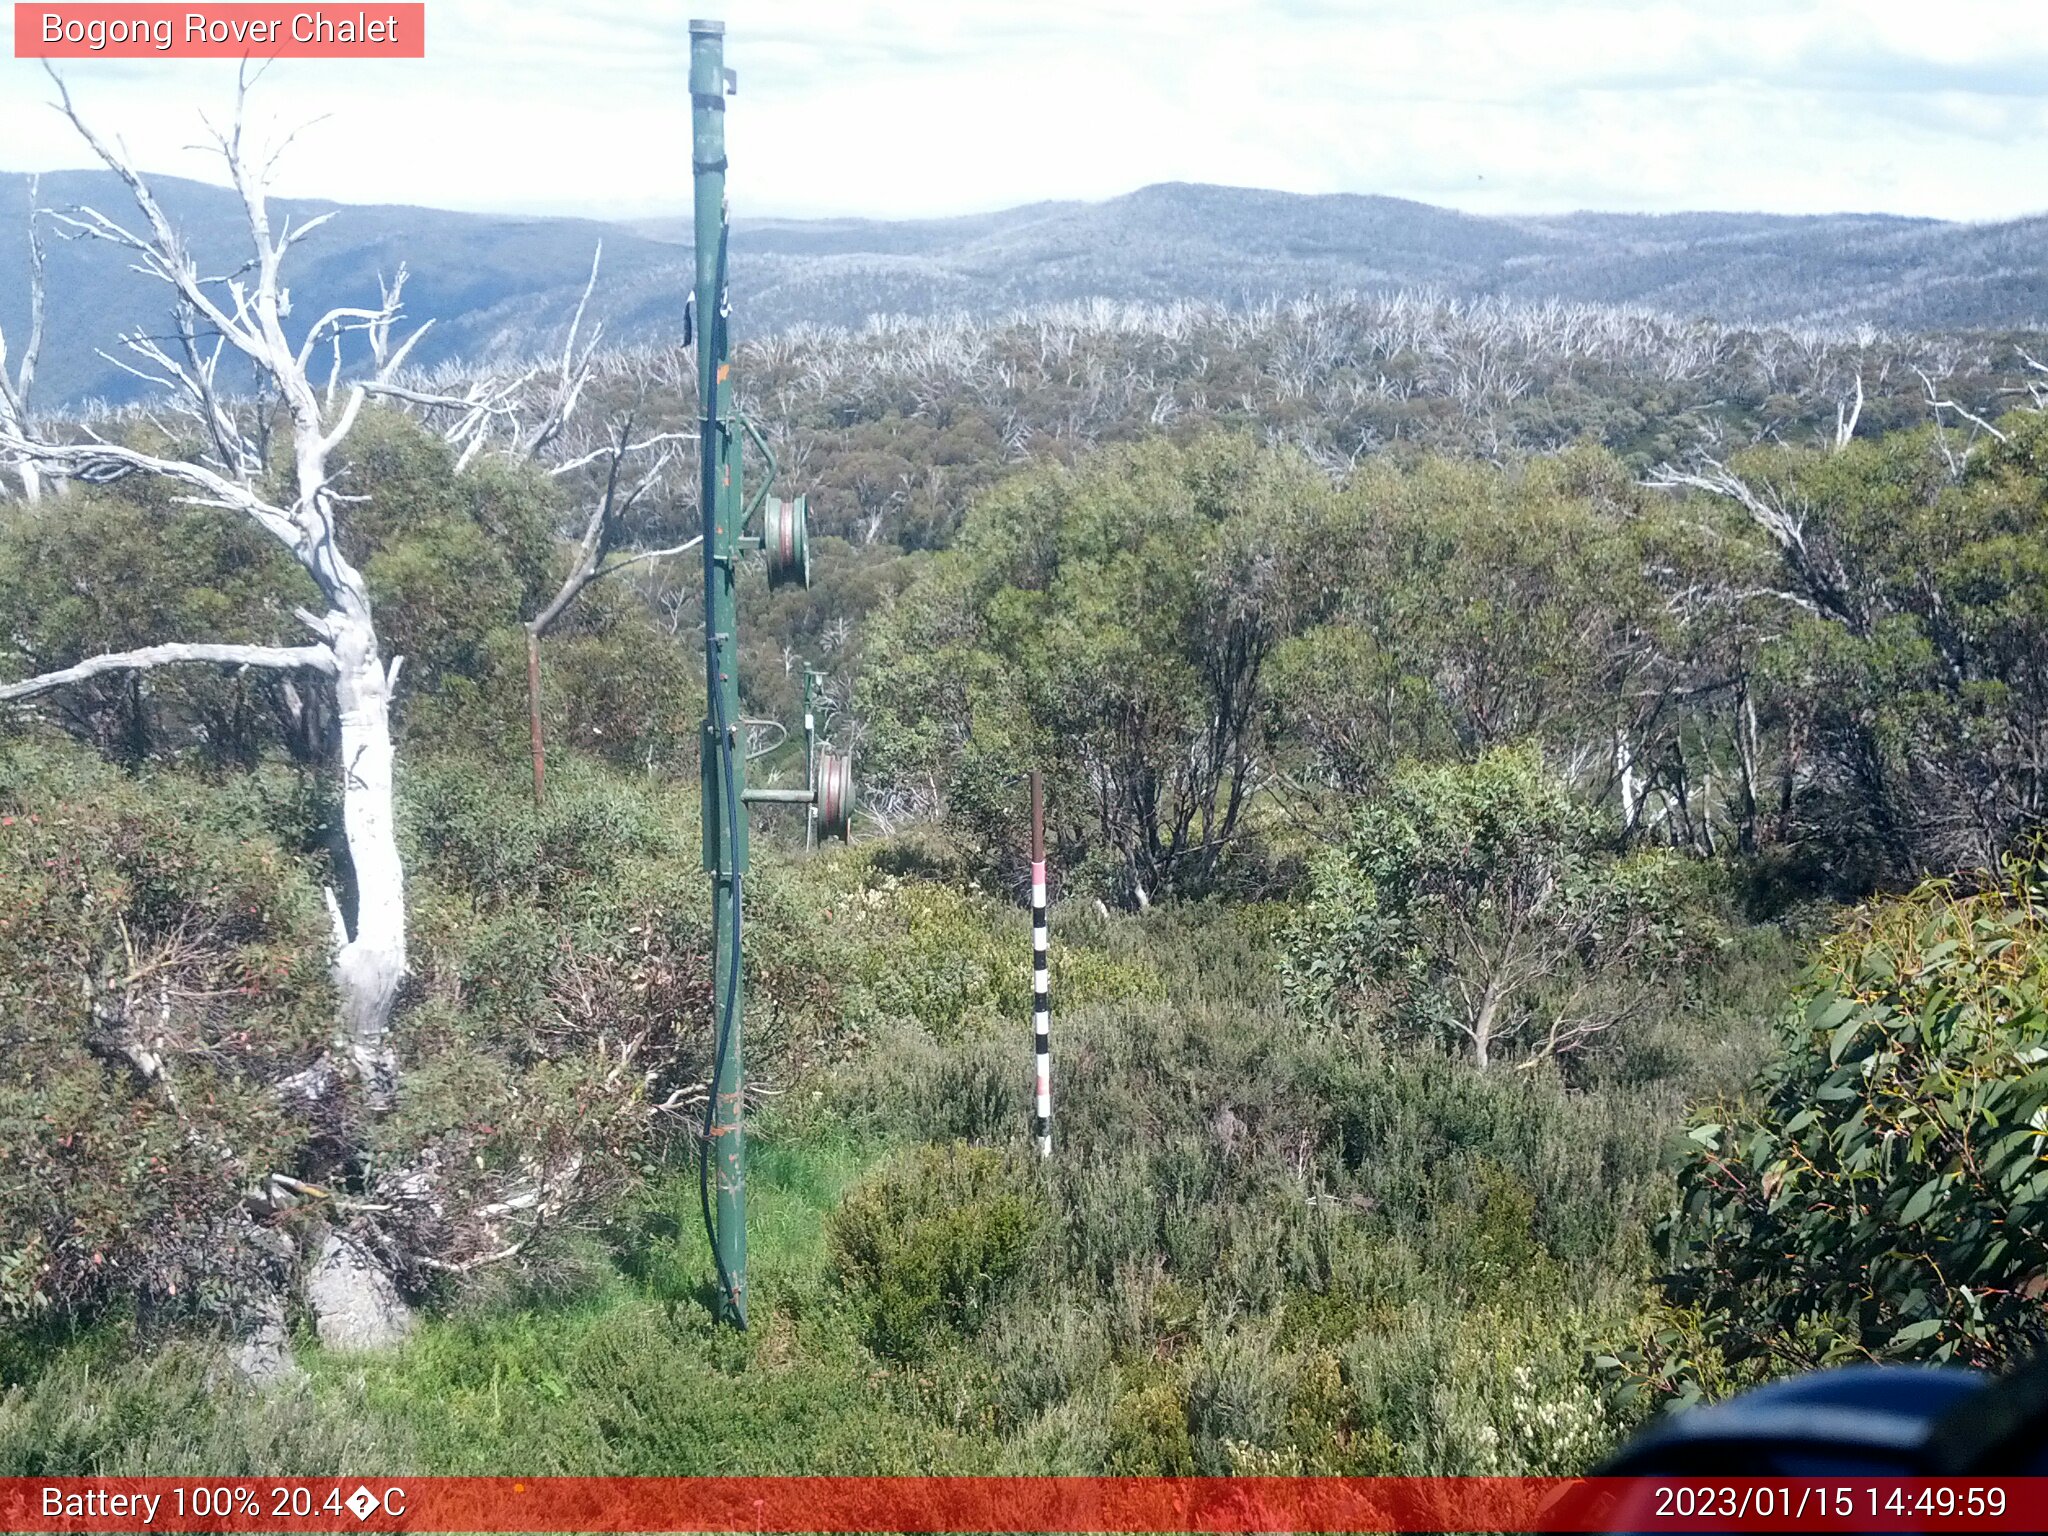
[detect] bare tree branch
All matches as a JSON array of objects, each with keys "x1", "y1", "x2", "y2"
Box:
[
  {"x1": 518, "y1": 242, "x2": 605, "y2": 458},
  {"x1": 1915, "y1": 364, "x2": 2009, "y2": 448},
  {"x1": 0, "y1": 174, "x2": 46, "y2": 499},
  {"x1": 0, "y1": 429, "x2": 305, "y2": 545},
  {"x1": 1646, "y1": 458, "x2": 1809, "y2": 561},
  {"x1": 588, "y1": 534, "x2": 703, "y2": 582},
  {"x1": 548, "y1": 429, "x2": 691, "y2": 477},
  {"x1": 528, "y1": 423, "x2": 683, "y2": 638},
  {"x1": 0, "y1": 641, "x2": 336, "y2": 702}
]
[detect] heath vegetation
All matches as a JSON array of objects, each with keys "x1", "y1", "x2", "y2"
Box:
[{"x1": 5, "y1": 91, "x2": 2048, "y2": 1473}]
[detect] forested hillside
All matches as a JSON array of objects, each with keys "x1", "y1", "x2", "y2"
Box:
[
  {"x1": 711, "y1": 185, "x2": 2048, "y2": 340},
  {"x1": 8, "y1": 170, "x2": 2048, "y2": 407},
  {"x1": 7, "y1": 127, "x2": 2048, "y2": 1478}
]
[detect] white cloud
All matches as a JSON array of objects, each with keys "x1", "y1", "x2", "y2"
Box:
[{"x1": 0, "y1": 0, "x2": 2042, "y2": 221}]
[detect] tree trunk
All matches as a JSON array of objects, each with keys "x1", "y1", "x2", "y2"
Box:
[
  {"x1": 1471, "y1": 986, "x2": 1500, "y2": 1070},
  {"x1": 526, "y1": 625, "x2": 547, "y2": 808},
  {"x1": 329, "y1": 613, "x2": 407, "y2": 1108},
  {"x1": 1614, "y1": 730, "x2": 1640, "y2": 839},
  {"x1": 1735, "y1": 680, "x2": 1761, "y2": 856}
]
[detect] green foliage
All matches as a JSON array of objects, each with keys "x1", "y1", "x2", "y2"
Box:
[
  {"x1": 827, "y1": 896, "x2": 1759, "y2": 1473},
  {"x1": 0, "y1": 409, "x2": 694, "y2": 777},
  {"x1": 1285, "y1": 746, "x2": 1695, "y2": 1068},
  {"x1": 0, "y1": 1342, "x2": 416, "y2": 1476},
  {"x1": 827, "y1": 1143, "x2": 1044, "y2": 1359},
  {"x1": 1104, "y1": 1365, "x2": 1196, "y2": 1474},
  {"x1": 333, "y1": 412, "x2": 701, "y2": 770},
  {"x1": 542, "y1": 586, "x2": 699, "y2": 770},
  {"x1": 843, "y1": 877, "x2": 1028, "y2": 1038},
  {"x1": 1668, "y1": 855, "x2": 2048, "y2": 1372},
  {"x1": 1269, "y1": 447, "x2": 1665, "y2": 789},
  {"x1": 821, "y1": 856, "x2": 1161, "y2": 1039},
  {"x1": 1728, "y1": 418, "x2": 2048, "y2": 875},
  {"x1": 0, "y1": 738, "x2": 332, "y2": 1326},
  {"x1": 0, "y1": 476, "x2": 318, "y2": 767},
  {"x1": 401, "y1": 751, "x2": 669, "y2": 909},
  {"x1": 340, "y1": 408, "x2": 558, "y2": 641},
  {"x1": 859, "y1": 435, "x2": 1336, "y2": 902},
  {"x1": 377, "y1": 752, "x2": 868, "y2": 1271}
]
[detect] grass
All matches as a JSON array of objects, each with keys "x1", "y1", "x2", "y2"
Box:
[{"x1": 1, "y1": 1123, "x2": 991, "y2": 1476}]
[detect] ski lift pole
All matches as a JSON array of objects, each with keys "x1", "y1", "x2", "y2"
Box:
[
  {"x1": 1030, "y1": 771, "x2": 1051, "y2": 1158},
  {"x1": 691, "y1": 15, "x2": 747, "y2": 1329}
]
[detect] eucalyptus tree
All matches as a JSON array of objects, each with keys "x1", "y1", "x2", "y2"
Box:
[
  {"x1": 860, "y1": 435, "x2": 1331, "y2": 904},
  {"x1": 1650, "y1": 407, "x2": 2048, "y2": 877},
  {"x1": 1284, "y1": 746, "x2": 1690, "y2": 1070}
]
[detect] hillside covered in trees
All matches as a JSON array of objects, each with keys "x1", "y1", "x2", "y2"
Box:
[
  {"x1": 6, "y1": 103, "x2": 2048, "y2": 1479},
  {"x1": 7, "y1": 170, "x2": 2048, "y2": 408}
]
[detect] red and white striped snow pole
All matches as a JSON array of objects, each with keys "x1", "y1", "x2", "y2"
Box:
[{"x1": 1029, "y1": 770, "x2": 1051, "y2": 1158}]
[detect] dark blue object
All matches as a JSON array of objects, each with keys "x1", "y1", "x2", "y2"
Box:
[{"x1": 1601, "y1": 1365, "x2": 1992, "y2": 1477}]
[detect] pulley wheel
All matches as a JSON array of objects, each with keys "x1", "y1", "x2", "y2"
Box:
[
  {"x1": 816, "y1": 750, "x2": 854, "y2": 842},
  {"x1": 764, "y1": 495, "x2": 811, "y2": 591}
]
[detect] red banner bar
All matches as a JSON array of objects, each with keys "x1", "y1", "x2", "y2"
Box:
[
  {"x1": 13, "y1": 5, "x2": 424, "y2": 58},
  {"x1": 3, "y1": 1478, "x2": 2048, "y2": 1533}
]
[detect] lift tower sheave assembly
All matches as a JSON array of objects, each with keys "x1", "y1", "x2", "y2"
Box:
[{"x1": 689, "y1": 18, "x2": 854, "y2": 1331}]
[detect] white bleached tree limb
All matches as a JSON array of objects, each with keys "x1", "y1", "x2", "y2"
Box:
[
  {"x1": 0, "y1": 642, "x2": 335, "y2": 702},
  {"x1": 1645, "y1": 459, "x2": 1809, "y2": 563},
  {"x1": 1646, "y1": 454, "x2": 1871, "y2": 637},
  {"x1": 1833, "y1": 369, "x2": 1863, "y2": 452},
  {"x1": 1914, "y1": 364, "x2": 2009, "y2": 473},
  {"x1": 7, "y1": 65, "x2": 421, "y2": 1106},
  {"x1": 0, "y1": 174, "x2": 46, "y2": 500}
]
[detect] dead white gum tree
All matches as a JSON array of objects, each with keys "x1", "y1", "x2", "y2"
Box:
[
  {"x1": 0, "y1": 175, "x2": 45, "y2": 501},
  {"x1": 0, "y1": 72, "x2": 419, "y2": 1105}
]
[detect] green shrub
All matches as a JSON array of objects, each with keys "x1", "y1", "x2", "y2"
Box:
[
  {"x1": 980, "y1": 1303, "x2": 1113, "y2": 1427},
  {"x1": 1186, "y1": 1325, "x2": 1289, "y2": 1467},
  {"x1": 826, "y1": 857, "x2": 1160, "y2": 1039},
  {"x1": 1104, "y1": 1366, "x2": 1195, "y2": 1474},
  {"x1": 400, "y1": 754, "x2": 669, "y2": 911},
  {"x1": 544, "y1": 595, "x2": 699, "y2": 773},
  {"x1": 1668, "y1": 855, "x2": 2048, "y2": 1371},
  {"x1": 1284, "y1": 745, "x2": 1696, "y2": 1069},
  {"x1": 848, "y1": 878, "x2": 1022, "y2": 1037},
  {"x1": 1446, "y1": 1158, "x2": 1549, "y2": 1297},
  {"x1": 383, "y1": 756, "x2": 860, "y2": 1275},
  {"x1": 0, "y1": 740, "x2": 331, "y2": 1329},
  {"x1": 0, "y1": 482, "x2": 317, "y2": 768},
  {"x1": 0, "y1": 1341, "x2": 419, "y2": 1476},
  {"x1": 828, "y1": 1143, "x2": 1044, "y2": 1358}
]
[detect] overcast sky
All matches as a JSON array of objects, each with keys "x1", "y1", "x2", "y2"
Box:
[{"x1": 1, "y1": 0, "x2": 2044, "y2": 223}]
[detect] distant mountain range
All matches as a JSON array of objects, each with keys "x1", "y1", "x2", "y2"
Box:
[{"x1": 5, "y1": 173, "x2": 2046, "y2": 408}]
